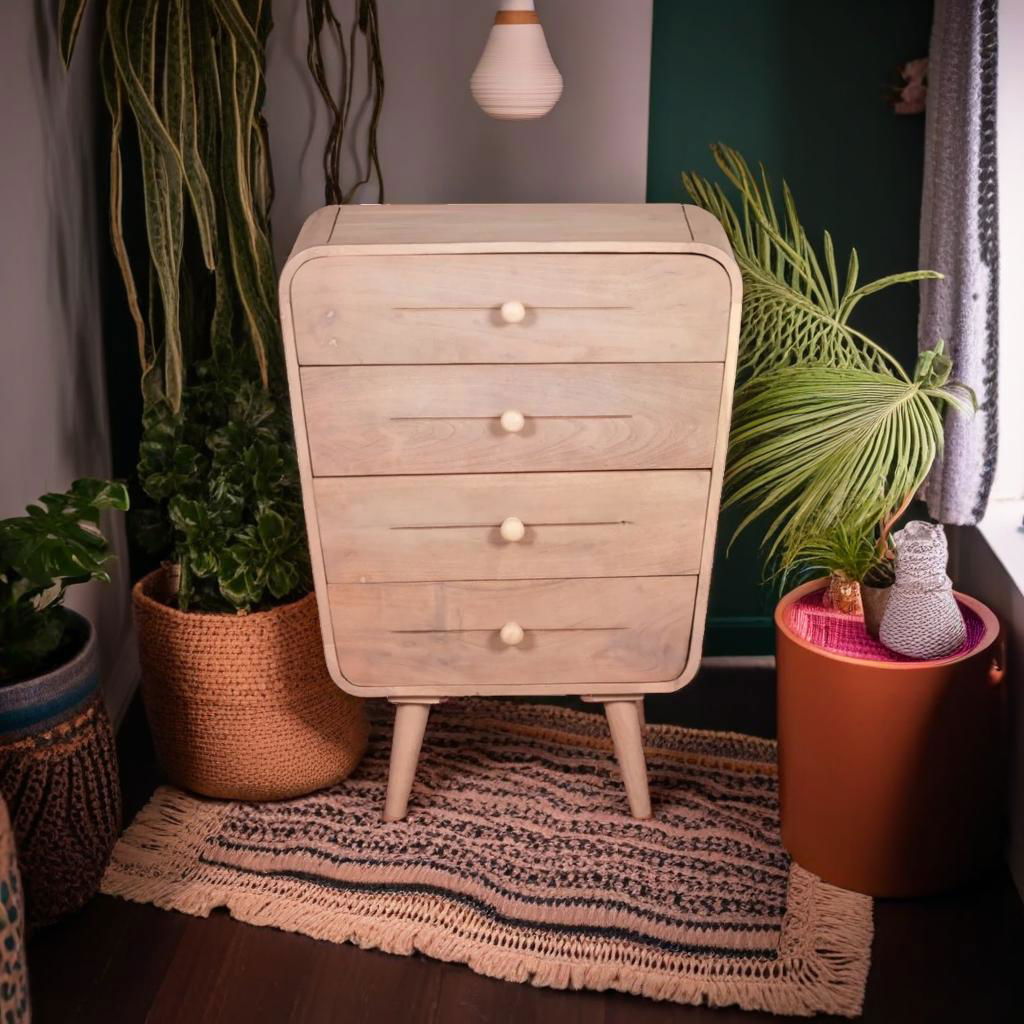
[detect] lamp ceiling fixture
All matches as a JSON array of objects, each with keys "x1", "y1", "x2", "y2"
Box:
[{"x1": 471, "y1": 0, "x2": 563, "y2": 120}]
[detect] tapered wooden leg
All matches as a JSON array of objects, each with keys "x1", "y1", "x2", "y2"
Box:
[
  {"x1": 384, "y1": 700, "x2": 433, "y2": 822},
  {"x1": 602, "y1": 699, "x2": 652, "y2": 819}
]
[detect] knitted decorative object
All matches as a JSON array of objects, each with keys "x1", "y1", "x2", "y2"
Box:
[
  {"x1": 0, "y1": 797, "x2": 29, "y2": 1022},
  {"x1": 0, "y1": 614, "x2": 121, "y2": 928},
  {"x1": 133, "y1": 568, "x2": 368, "y2": 801},
  {"x1": 879, "y1": 522, "x2": 967, "y2": 659}
]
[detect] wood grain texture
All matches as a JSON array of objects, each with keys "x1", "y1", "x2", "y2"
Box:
[
  {"x1": 276, "y1": 203, "x2": 744, "y2": 698},
  {"x1": 324, "y1": 203, "x2": 695, "y2": 248},
  {"x1": 289, "y1": 253, "x2": 730, "y2": 365},
  {"x1": 313, "y1": 470, "x2": 710, "y2": 585},
  {"x1": 301, "y1": 363, "x2": 723, "y2": 476},
  {"x1": 328, "y1": 576, "x2": 696, "y2": 690}
]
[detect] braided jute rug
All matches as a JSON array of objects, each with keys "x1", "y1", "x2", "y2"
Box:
[{"x1": 102, "y1": 699, "x2": 872, "y2": 1017}]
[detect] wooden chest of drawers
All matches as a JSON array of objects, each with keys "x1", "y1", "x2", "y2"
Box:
[{"x1": 279, "y1": 204, "x2": 741, "y2": 820}]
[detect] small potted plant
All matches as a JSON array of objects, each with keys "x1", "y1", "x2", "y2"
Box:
[
  {"x1": 131, "y1": 360, "x2": 368, "y2": 801},
  {"x1": 0, "y1": 478, "x2": 128, "y2": 925},
  {"x1": 685, "y1": 146, "x2": 1004, "y2": 897}
]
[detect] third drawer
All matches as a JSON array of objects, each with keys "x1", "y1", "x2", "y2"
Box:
[{"x1": 313, "y1": 469, "x2": 710, "y2": 583}]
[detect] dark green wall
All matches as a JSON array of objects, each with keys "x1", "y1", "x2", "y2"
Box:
[{"x1": 647, "y1": 0, "x2": 934, "y2": 654}]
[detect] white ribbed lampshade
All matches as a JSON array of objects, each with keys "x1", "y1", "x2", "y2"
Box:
[{"x1": 470, "y1": 1, "x2": 563, "y2": 121}]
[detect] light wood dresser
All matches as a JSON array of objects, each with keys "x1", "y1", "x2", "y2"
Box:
[{"x1": 279, "y1": 204, "x2": 741, "y2": 821}]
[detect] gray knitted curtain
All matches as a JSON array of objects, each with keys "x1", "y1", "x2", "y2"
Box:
[{"x1": 918, "y1": 0, "x2": 999, "y2": 524}]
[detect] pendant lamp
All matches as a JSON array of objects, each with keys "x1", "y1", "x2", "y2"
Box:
[{"x1": 471, "y1": 1, "x2": 563, "y2": 120}]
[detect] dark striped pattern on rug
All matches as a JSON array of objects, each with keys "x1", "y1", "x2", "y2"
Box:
[{"x1": 102, "y1": 699, "x2": 872, "y2": 1017}]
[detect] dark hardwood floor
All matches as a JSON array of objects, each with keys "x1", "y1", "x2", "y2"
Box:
[{"x1": 27, "y1": 666, "x2": 1024, "y2": 1023}]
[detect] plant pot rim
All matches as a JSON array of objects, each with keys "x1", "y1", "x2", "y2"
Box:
[
  {"x1": 132, "y1": 565, "x2": 316, "y2": 623},
  {"x1": 775, "y1": 578, "x2": 1000, "y2": 670},
  {"x1": 0, "y1": 608, "x2": 96, "y2": 710}
]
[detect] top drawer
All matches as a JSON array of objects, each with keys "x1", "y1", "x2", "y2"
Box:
[{"x1": 287, "y1": 253, "x2": 731, "y2": 365}]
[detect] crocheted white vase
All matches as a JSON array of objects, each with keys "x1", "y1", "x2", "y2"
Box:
[{"x1": 879, "y1": 521, "x2": 966, "y2": 659}]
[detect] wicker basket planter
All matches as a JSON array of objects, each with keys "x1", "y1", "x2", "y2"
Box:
[
  {"x1": 0, "y1": 612, "x2": 121, "y2": 927},
  {"x1": 776, "y1": 579, "x2": 1005, "y2": 897},
  {"x1": 133, "y1": 568, "x2": 368, "y2": 801}
]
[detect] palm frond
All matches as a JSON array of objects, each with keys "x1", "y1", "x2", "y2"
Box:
[
  {"x1": 725, "y1": 360, "x2": 972, "y2": 572},
  {"x1": 683, "y1": 144, "x2": 940, "y2": 381}
]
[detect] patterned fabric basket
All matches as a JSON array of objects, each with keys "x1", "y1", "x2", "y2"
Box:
[
  {"x1": 133, "y1": 568, "x2": 368, "y2": 801},
  {"x1": 0, "y1": 797, "x2": 29, "y2": 1021},
  {"x1": 0, "y1": 613, "x2": 121, "y2": 928}
]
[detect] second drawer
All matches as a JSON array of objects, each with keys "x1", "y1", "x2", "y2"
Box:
[
  {"x1": 313, "y1": 469, "x2": 709, "y2": 583},
  {"x1": 301, "y1": 363, "x2": 724, "y2": 476}
]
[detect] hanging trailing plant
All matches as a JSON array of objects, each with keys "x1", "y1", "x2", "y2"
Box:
[
  {"x1": 306, "y1": 0, "x2": 385, "y2": 204},
  {"x1": 684, "y1": 145, "x2": 973, "y2": 579}
]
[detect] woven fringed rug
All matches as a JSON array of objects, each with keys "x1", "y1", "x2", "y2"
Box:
[{"x1": 102, "y1": 700, "x2": 872, "y2": 1017}]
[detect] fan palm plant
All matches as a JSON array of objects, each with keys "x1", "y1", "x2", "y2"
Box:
[{"x1": 683, "y1": 145, "x2": 972, "y2": 584}]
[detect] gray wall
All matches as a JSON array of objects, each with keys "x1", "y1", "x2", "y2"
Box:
[
  {"x1": 266, "y1": 0, "x2": 654, "y2": 266},
  {"x1": 0, "y1": 3, "x2": 137, "y2": 721}
]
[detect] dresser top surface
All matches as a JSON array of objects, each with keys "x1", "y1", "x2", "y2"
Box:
[{"x1": 287, "y1": 203, "x2": 733, "y2": 262}]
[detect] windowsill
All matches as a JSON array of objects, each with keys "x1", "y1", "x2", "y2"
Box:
[{"x1": 977, "y1": 498, "x2": 1024, "y2": 597}]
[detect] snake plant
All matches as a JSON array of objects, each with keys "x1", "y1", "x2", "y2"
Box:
[
  {"x1": 58, "y1": 0, "x2": 384, "y2": 410},
  {"x1": 684, "y1": 145, "x2": 973, "y2": 578},
  {"x1": 58, "y1": 0, "x2": 383, "y2": 611}
]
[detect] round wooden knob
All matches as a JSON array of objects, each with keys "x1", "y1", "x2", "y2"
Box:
[
  {"x1": 500, "y1": 409, "x2": 525, "y2": 433},
  {"x1": 500, "y1": 300, "x2": 526, "y2": 324},
  {"x1": 500, "y1": 621, "x2": 525, "y2": 646},
  {"x1": 499, "y1": 516, "x2": 525, "y2": 542}
]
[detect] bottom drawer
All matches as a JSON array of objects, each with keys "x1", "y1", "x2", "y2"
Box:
[{"x1": 327, "y1": 576, "x2": 696, "y2": 689}]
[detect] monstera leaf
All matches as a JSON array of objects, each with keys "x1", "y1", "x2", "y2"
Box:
[{"x1": 0, "y1": 478, "x2": 128, "y2": 683}]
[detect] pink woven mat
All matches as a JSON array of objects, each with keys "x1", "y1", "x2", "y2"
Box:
[{"x1": 786, "y1": 591, "x2": 985, "y2": 663}]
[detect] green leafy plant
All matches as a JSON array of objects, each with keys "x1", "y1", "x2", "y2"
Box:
[
  {"x1": 0, "y1": 480, "x2": 129, "y2": 684},
  {"x1": 135, "y1": 360, "x2": 311, "y2": 611},
  {"x1": 684, "y1": 145, "x2": 973, "y2": 579},
  {"x1": 788, "y1": 523, "x2": 892, "y2": 588}
]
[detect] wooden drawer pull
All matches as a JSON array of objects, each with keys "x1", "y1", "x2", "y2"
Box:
[
  {"x1": 499, "y1": 621, "x2": 525, "y2": 646},
  {"x1": 499, "y1": 516, "x2": 526, "y2": 542},
  {"x1": 499, "y1": 409, "x2": 526, "y2": 433},
  {"x1": 499, "y1": 300, "x2": 526, "y2": 324}
]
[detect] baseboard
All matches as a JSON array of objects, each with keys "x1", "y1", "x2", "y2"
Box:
[{"x1": 701, "y1": 654, "x2": 776, "y2": 671}]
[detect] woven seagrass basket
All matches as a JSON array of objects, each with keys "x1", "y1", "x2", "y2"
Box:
[
  {"x1": 0, "y1": 613, "x2": 120, "y2": 927},
  {"x1": 133, "y1": 568, "x2": 368, "y2": 801}
]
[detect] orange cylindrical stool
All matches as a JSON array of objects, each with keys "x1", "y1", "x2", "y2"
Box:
[{"x1": 775, "y1": 580, "x2": 1005, "y2": 898}]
